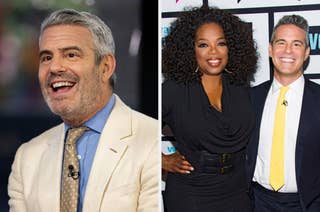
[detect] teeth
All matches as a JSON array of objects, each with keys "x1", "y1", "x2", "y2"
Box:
[
  {"x1": 52, "y1": 81, "x2": 74, "y2": 88},
  {"x1": 208, "y1": 59, "x2": 220, "y2": 63},
  {"x1": 208, "y1": 59, "x2": 220, "y2": 66},
  {"x1": 280, "y1": 58, "x2": 295, "y2": 62}
]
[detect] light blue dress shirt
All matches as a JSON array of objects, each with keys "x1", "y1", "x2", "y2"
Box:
[{"x1": 63, "y1": 95, "x2": 115, "y2": 212}]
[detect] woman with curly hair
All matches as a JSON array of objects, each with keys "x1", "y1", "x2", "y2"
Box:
[{"x1": 162, "y1": 6, "x2": 258, "y2": 212}]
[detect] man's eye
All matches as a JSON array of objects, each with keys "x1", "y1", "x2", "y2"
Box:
[
  {"x1": 67, "y1": 53, "x2": 77, "y2": 58},
  {"x1": 294, "y1": 43, "x2": 302, "y2": 47},
  {"x1": 40, "y1": 55, "x2": 52, "y2": 63},
  {"x1": 65, "y1": 52, "x2": 80, "y2": 59}
]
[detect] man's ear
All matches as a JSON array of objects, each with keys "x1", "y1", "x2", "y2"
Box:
[
  {"x1": 100, "y1": 53, "x2": 116, "y2": 83},
  {"x1": 268, "y1": 43, "x2": 273, "y2": 58},
  {"x1": 304, "y1": 46, "x2": 310, "y2": 61}
]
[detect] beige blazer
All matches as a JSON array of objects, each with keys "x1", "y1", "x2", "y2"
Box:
[{"x1": 8, "y1": 95, "x2": 159, "y2": 212}]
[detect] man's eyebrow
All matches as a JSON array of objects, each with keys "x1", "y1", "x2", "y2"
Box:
[
  {"x1": 274, "y1": 39, "x2": 304, "y2": 44},
  {"x1": 39, "y1": 50, "x2": 52, "y2": 58},
  {"x1": 274, "y1": 39, "x2": 286, "y2": 43},
  {"x1": 293, "y1": 40, "x2": 304, "y2": 44},
  {"x1": 59, "y1": 46, "x2": 83, "y2": 53},
  {"x1": 39, "y1": 46, "x2": 83, "y2": 58}
]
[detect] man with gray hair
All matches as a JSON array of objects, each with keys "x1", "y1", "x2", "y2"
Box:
[
  {"x1": 8, "y1": 9, "x2": 159, "y2": 212},
  {"x1": 247, "y1": 14, "x2": 320, "y2": 211}
]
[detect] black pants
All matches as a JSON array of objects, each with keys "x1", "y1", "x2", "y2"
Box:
[{"x1": 252, "y1": 182, "x2": 304, "y2": 212}]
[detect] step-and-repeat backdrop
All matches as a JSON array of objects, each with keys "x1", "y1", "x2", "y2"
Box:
[{"x1": 161, "y1": 0, "x2": 320, "y2": 86}]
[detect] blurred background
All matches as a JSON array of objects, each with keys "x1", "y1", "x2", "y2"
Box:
[{"x1": 0, "y1": 0, "x2": 157, "y2": 210}]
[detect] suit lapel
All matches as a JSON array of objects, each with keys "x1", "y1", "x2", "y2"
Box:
[
  {"x1": 249, "y1": 81, "x2": 272, "y2": 172},
  {"x1": 83, "y1": 95, "x2": 132, "y2": 211},
  {"x1": 295, "y1": 81, "x2": 313, "y2": 184},
  {"x1": 37, "y1": 124, "x2": 65, "y2": 212}
]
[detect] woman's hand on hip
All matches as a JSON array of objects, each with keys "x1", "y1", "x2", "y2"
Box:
[{"x1": 162, "y1": 152, "x2": 194, "y2": 174}]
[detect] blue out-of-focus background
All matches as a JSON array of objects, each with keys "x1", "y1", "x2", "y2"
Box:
[{"x1": 0, "y1": 0, "x2": 157, "y2": 210}]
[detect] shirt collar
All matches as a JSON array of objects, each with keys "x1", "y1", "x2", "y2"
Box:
[
  {"x1": 271, "y1": 75, "x2": 305, "y2": 95},
  {"x1": 64, "y1": 94, "x2": 116, "y2": 134}
]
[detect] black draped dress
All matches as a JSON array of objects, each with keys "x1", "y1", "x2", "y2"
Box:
[{"x1": 162, "y1": 77, "x2": 254, "y2": 212}]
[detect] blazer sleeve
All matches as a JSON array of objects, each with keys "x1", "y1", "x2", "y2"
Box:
[
  {"x1": 137, "y1": 137, "x2": 159, "y2": 212},
  {"x1": 8, "y1": 145, "x2": 28, "y2": 212}
]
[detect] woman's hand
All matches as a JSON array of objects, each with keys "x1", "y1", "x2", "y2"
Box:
[{"x1": 162, "y1": 152, "x2": 194, "y2": 174}]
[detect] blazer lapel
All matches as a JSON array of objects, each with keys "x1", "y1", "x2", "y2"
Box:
[
  {"x1": 83, "y1": 95, "x2": 132, "y2": 211},
  {"x1": 250, "y1": 82, "x2": 271, "y2": 162},
  {"x1": 37, "y1": 124, "x2": 65, "y2": 212},
  {"x1": 295, "y1": 81, "x2": 313, "y2": 184}
]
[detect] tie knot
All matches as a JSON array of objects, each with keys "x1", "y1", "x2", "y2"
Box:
[
  {"x1": 66, "y1": 126, "x2": 89, "y2": 145},
  {"x1": 280, "y1": 86, "x2": 289, "y2": 95},
  {"x1": 279, "y1": 86, "x2": 290, "y2": 99}
]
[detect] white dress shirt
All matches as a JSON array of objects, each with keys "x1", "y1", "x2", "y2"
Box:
[{"x1": 253, "y1": 75, "x2": 305, "y2": 192}]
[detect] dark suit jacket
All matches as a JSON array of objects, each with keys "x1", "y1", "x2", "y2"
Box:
[{"x1": 247, "y1": 79, "x2": 320, "y2": 210}]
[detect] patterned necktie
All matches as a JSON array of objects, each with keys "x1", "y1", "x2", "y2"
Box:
[
  {"x1": 60, "y1": 126, "x2": 88, "y2": 212},
  {"x1": 270, "y1": 86, "x2": 289, "y2": 191}
]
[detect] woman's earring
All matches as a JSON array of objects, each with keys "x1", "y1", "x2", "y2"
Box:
[
  {"x1": 224, "y1": 68, "x2": 232, "y2": 74},
  {"x1": 195, "y1": 66, "x2": 199, "y2": 73}
]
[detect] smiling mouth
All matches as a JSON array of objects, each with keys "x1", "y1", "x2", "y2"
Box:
[
  {"x1": 280, "y1": 57, "x2": 295, "y2": 63},
  {"x1": 51, "y1": 81, "x2": 75, "y2": 92},
  {"x1": 208, "y1": 59, "x2": 221, "y2": 66}
]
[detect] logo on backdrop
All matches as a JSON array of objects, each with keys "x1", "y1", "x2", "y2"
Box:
[{"x1": 309, "y1": 26, "x2": 320, "y2": 55}]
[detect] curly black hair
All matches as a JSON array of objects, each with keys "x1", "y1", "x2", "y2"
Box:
[{"x1": 162, "y1": 6, "x2": 258, "y2": 85}]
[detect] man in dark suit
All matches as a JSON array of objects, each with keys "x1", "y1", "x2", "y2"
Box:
[{"x1": 247, "y1": 14, "x2": 320, "y2": 211}]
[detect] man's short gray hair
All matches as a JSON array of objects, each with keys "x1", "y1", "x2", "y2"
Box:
[
  {"x1": 271, "y1": 14, "x2": 309, "y2": 46},
  {"x1": 39, "y1": 8, "x2": 116, "y2": 88}
]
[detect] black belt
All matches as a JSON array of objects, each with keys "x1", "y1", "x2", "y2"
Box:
[{"x1": 185, "y1": 149, "x2": 246, "y2": 175}]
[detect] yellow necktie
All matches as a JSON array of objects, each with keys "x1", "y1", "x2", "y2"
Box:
[
  {"x1": 60, "y1": 126, "x2": 88, "y2": 212},
  {"x1": 270, "y1": 86, "x2": 289, "y2": 191}
]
